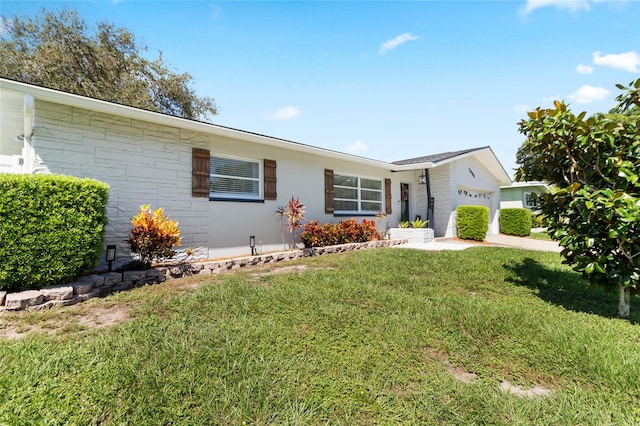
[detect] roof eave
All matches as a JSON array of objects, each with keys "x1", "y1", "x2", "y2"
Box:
[{"x1": 0, "y1": 78, "x2": 393, "y2": 169}]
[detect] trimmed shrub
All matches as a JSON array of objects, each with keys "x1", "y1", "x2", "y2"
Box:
[
  {"x1": 500, "y1": 208, "x2": 532, "y2": 236},
  {"x1": 300, "y1": 218, "x2": 381, "y2": 248},
  {"x1": 0, "y1": 174, "x2": 109, "y2": 291},
  {"x1": 456, "y1": 205, "x2": 489, "y2": 241}
]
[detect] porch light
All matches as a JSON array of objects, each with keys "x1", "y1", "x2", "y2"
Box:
[
  {"x1": 250, "y1": 235, "x2": 256, "y2": 256},
  {"x1": 418, "y1": 173, "x2": 427, "y2": 184},
  {"x1": 106, "y1": 244, "x2": 116, "y2": 272}
]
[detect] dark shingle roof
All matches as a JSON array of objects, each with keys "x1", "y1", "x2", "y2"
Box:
[{"x1": 392, "y1": 146, "x2": 488, "y2": 166}]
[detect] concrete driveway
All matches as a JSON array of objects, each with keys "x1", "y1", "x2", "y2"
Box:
[{"x1": 395, "y1": 234, "x2": 562, "y2": 253}]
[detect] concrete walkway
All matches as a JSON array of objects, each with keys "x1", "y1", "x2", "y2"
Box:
[{"x1": 394, "y1": 233, "x2": 562, "y2": 253}]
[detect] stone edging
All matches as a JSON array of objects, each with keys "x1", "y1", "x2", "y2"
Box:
[{"x1": 0, "y1": 239, "x2": 407, "y2": 312}]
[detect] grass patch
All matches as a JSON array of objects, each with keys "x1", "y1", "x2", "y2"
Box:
[
  {"x1": 529, "y1": 231, "x2": 553, "y2": 241},
  {"x1": 1, "y1": 247, "x2": 639, "y2": 424}
]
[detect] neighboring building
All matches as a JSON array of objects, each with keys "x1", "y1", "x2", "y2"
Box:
[
  {"x1": 0, "y1": 79, "x2": 511, "y2": 263},
  {"x1": 500, "y1": 181, "x2": 549, "y2": 211}
]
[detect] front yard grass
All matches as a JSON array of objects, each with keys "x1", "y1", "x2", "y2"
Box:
[{"x1": 1, "y1": 247, "x2": 639, "y2": 425}]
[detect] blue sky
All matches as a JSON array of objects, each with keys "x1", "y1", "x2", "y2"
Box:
[{"x1": 2, "y1": 1, "x2": 639, "y2": 177}]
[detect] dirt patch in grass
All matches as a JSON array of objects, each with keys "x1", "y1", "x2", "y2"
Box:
[
  {"x1": 425, "y1": 348, "x2": 478, "y2": 383},
  {"x1": 499, "y1": 379, "x2": 554, "y2": 398},
  {"x1": 0, "y1": 304, "x2": 131, "y2": 340}
]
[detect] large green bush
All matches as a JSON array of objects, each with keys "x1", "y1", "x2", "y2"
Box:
[
  {"x1": 456, "y1": 205, "x2": 489, "y2": 241},
  {"x1": 499, "y1": 208, "x2": 532, "y2": 236},
  {"x1": 0, "y1": 174, "x2": 109, "y2": 292}
]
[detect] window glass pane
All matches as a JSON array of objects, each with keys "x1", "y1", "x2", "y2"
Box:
[
  {"x1": 361, "y1": 189, "x2": 382, "y2": 201},
  {"x1": 335, "y1": 187, "x2": 357, "y2": 200},
  {"x1": 335, "y1": 200, "x2": 358, "y2": 211},
  {"x1": 361, "y1": 178, "x2": 382, "y2": 190},
  {"x1": 211, "y1": 177, "x2": 258, "y2": 195},
  {"x1": 211, "y1": 157, "x2": 258, "y2": 179},
  {"x1": 361, "y1": 201, "x2": 382, "y2": 212},
  {"x1": 210, "y1": 155, "x2": 260, "y2": 198},
  {"x1": 334, "y1": 175, "x2": 357, "y2": 188}
]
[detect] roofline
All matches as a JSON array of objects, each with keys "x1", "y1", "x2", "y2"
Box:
[
  {"x1": 501, "y1": 181, "x2": 549, "y2": 189},
  {"x1": 391, "y1": 146, "x2": 512, "y2": 186},
  {"x1": 0, "y1": 78, "x2": 393, "y2": 169}
]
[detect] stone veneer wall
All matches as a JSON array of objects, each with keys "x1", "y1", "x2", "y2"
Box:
[{"x1": 0, "y1": 239, "x2": 406, "y2": 312}]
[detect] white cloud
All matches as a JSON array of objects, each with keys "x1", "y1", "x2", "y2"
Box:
[
  {"x1": 593, "y1": 51, "x2": 640, "y2": 72},
  {"x1": 346, "y1": 140, "x2": 369, "y2": 154},
  {"x1": 514, "y1": 104, "x2": 530, "y2": 113},
  {"x1": 378, "y1": 33, "x2": 420, "y2": 55},
  {"x1": 270, "y1": 106, "x2": 300, "y2": 121},
  {"x1": 520, "y1": 0, "x2": 590, "y2": 15},
  {"x1": 576, "y1": 64, "x2": 594, "y2": 74},
  {"x1": 569, "y1": 85, "x2": 610, "y2": 104}
]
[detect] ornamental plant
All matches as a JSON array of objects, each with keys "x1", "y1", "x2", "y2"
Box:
[
  {"x1": 516, "y1": 78, "x2": 640, "y2": 318},
  {"x1": 300, "y1": 219, "x2": 381, "y2": 248},
  {"x1": 456, "y1": 205, "x2": 489, "y2": 241},
  {"x1": 276, "y1": 197, "x2": 306, "y2": 249},
  {"x1": 499, "y1": 208, "x2": 532, "y2": 237},
  {"x1": 128, "y1": 205, "x2": 181, "y2": 265}
]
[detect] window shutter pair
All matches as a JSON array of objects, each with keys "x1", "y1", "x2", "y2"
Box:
[
  {"x1": 323, "y1": 168, "x2": 392, "y2": 215},
  {"x1": 192, "y1": 148, "x2": 277, "y2": 200}
]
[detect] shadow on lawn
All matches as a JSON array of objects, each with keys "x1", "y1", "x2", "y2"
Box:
[{"x1": 504, "y1": 258, "x2": 640, "y2": 324}]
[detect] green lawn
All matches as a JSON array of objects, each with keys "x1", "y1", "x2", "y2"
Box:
[
  {"x1": 2, "y1": 247, "x2": 640, "y2": 425},
  {"x1": 529, "y1": 231, "x2": 553, "y2": 241}
]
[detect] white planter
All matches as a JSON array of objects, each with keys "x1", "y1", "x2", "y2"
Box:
[{"x1": 388, "y1": 228, "x2": 435, "y2": 243}]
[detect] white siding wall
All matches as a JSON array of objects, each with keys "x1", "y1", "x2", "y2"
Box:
[
  {"x1": 452, "y1": 156, "x2": 500, "y2": 236},
  {"x1": 27, "y1": 99, "x2": 397, "y2": 261},
  {"x1": 0, "y1": 89, "x2": 25, "y2": 156}
]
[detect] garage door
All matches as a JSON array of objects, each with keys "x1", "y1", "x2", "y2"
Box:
[{"x1": 457, "y1": 187, "x2": 492, "y2": 209}]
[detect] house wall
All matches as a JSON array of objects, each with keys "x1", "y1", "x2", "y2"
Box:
[
  {"x1": 500, "y1": 186, "x2": 525, "y2": 209},
  {"x1": 24, "y1": 98, "x2": 398, "y2": 262},
  {"x1": 453, "y1": 156, "x2": 500, "y2": 235},
  {"x1": 0, "y1": 89, "x2": 25, "y2": 157},
  {"x1": 412, "y1": 164, "x2": 452, "y2": 238}
]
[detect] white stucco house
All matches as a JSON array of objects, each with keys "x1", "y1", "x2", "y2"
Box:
[{"x1": 0, "y1": 79, "x2": 511, "y2": 262}]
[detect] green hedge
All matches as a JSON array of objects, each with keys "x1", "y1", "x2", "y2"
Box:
[
  {"x1": 0, "y1": 174, "x2": 109, "y2": 292},
  {"x1": 500, "y1": 208, "x2": 532, "y2": 236},
  {"x1": 456, "y1": 205, "x2": 489, "y2": 241}
]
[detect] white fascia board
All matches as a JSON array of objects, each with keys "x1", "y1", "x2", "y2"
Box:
[
  {"x1": 390, "y1": 162, "x2": 435, "y2": 172},
  {"x1": 0, "y1": 79, "x2": 393, "y2": 170}
]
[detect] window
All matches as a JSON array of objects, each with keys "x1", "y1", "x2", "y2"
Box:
[
  {"x1": 333, "y1": 174, "x2": 383, "y2": 214},
  {"x1": 524, "y1": 192, "x2": 538, "y2": 209},
  {"x1": 192, "y1": 148, "x2": 277, "y2": 201},
  {"x1": 210, "y1": 155, "x2": 261, "y2": 200}
]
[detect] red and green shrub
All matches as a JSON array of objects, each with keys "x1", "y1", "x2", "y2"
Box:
[
  {"x1": 300, "y1": 218, "x2": 381, "y2": 248},
  {"x1": 128, "y1": 205, "x2": 181, "y2": 265}
]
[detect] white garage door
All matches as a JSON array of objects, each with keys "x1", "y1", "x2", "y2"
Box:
[{"x1": 457, "y1": 187, "x2": 492, "y2": 209}]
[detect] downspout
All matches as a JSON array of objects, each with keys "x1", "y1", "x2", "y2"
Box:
[{"x1": 424, "y1": 168, "x2": 434, "y2": 229}]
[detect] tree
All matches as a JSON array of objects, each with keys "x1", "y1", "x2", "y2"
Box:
[
  {"x1": 515, "y1": 78, "x2": 640, "y2": 318},
  {"x1": 0, "y1": 8, "x2": 217, "y2": 121}
]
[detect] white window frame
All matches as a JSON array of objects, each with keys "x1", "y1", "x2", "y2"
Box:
[
  {"x1": 210, "y1": 154, "x2": 263, "y2": 201},
  {"x1": 524, "y1": 192, "x2": 538, "y2": 209},
  {"x1": 334, "y1": 173, "x2": 383, "y2": 215}
]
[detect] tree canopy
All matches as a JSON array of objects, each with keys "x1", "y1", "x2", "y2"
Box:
[
  {"x1": 0, "y1": 8, "x2": 217, "y2": 122},
  {"x1": 516, "y1": 78, "x2": 640, "y2": 318}
]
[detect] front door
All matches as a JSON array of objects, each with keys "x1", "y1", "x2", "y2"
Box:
[{"x1": 400, "y1": 183, "x2": 410, "y2": 222}]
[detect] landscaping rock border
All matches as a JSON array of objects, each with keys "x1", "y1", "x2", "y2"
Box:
[{"x1": 0, "y1": 239, "x2": 406, "y2": 312}]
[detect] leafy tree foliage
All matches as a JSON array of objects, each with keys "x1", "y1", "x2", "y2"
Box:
[
  {"x1": 0, "y1": 8, "x2": 217, "y2": 121},
  {"x1": 516, "y1": 79, "x2": 640, "y2": 318}
]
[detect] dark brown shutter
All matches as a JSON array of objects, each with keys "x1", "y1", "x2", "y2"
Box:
[
  {"x1": 264, "y1": 159, "x2": 277, "y2": 200},
  {"x1": 385, "y1": 178, "x2": 392, "y2": 215},
  {"x1": 192, "y1": 148, "x2": 210, "y2": 198},
  {"x1": 324, "y1": 169, "x2": 334, "y2": 214}
]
